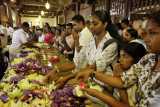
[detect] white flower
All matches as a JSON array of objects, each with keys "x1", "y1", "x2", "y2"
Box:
[
  {"x1": 89, "y1": 85, "x2": 103, "y2": 92},
  {"x1": 74, "y1": 85, "x2": 83, "y2": 97}
]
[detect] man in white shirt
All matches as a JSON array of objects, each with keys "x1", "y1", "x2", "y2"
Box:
[
  {"x1": 0, "y1": 20, "x2": 7, "y2": 48},
  {"x1": 6, "y1": 22, "x2": 14, "y2": 38},
  {"x1": 9, "y1": 22, "x2": 39, "y2": 61},
  {"x1": 71, "y1": 15, "x2": 93, "y2": 58}
]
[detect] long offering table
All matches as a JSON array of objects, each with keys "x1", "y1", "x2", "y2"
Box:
[
  {"x1": 0, "y1": 44, "x2": 103, "y2": 107},
  {"x1": 39, "y1": 46, "x2": 103, "y2": 107}
]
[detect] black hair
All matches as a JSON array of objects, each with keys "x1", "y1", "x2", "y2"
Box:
[
  {"x1": 116, "y1": 23, "x2": 122, "y2": 30},
  {"x1": 62, "y1": 24, "x2": 66, "y2": 28},
  {"x1": 54, "y1": 27, "x2": 57, "y2": 30},
  {"x1": 14, "y1": 27, "x2": 18, "y2": 30},
  {"x1": 0, "y1": 20, "x2": 2, "y2": 25},
  {"x1": 45, "y1": 22, "x2": 49, "y2": 27},
  {"x1": 126, "y1": 29, "x2": 138, "y2": 39},
  {"x1": 6, "y1": 22, "x2": 9, "y2": 24},
  {"x1": 56, "y1": 29, "x2": 61, "y2": 35},
  {"x1": 122, "y1": 42, "x2": 146, "y2": 62},
  {"x1": 121, "y1": 19, "x2": 129, "y2": 26},
  {"x1": 92, "y1": 10, "x2": 124, "y2": 47},
  {"x1": 57, "y1": 24, "x2": 62, "y2": 27},
  {"x1": 37, "y1": 28, "x2": 43, "y2": 32},
  {"x1": 148, "y1": 10, "x2": 160, "y2": 27},
  {"x1": 51, "y1": 27, "x2": 56, "y2": 30},
  {"x1": 22, "y1": 22, "x2": 29, "y2": 28},
  {"x1": 66, "y1": 23, "x2": 73, "y2": 29},
  {"x1": 72, "y1": 15, "x2": 85, "y2": 25},
  {"x1": 32, "y1": 26, "x2": 35, "y2": 28},
  {"x1": 46, "y1": 26, "x2": 53, "y2": 34}
]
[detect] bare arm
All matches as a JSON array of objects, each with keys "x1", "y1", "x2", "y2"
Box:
[
  {"x1": 94, "y1": 72, "x2": 124, "y2": 88},
  {"x1": 82, "y1": 62, "x2": 96, "y2": 70},
  {"x1": 84, "y1": 88, "x2": 130, "y2": 107},
  {"x1": 22, "y1": 42, "x2": 40, "y2": 50},
  {"x1": 58, "y1": 61, "x2": 76, "y2": 72},
  {"x1": 119, "y1": 89, "x2": 129, "y2": 104},
  {"x1": 44, "y1": 61, "x2": 76, "y2": 84},
  {"x1": 75, "y1": 69, "x2": 124, "y2": 89}
]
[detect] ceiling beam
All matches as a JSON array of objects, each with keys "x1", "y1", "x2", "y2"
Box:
[
  {"x1": 19, "y1": 0, "x2": 61, "y2": 7},
  {"x1": 21, "y1": 7, "x2": 56, "y2": 12},
  {"x1": 21, "y1": 12, "x2": 53, "y2": 16},
  {"x1": 20, "y1": 15, "x2": 50, "y2": 18}
]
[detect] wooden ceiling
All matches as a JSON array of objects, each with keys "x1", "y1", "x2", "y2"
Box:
[
  {"x1": 0, "y1": 0, "x2": 98, "y2": 18},
  {"x1": 9, "y1": 0, "x2": 69, "y2": 18}
]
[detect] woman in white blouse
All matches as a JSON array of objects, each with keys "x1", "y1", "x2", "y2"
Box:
[
  {"x1": 75, "y1": 10, "x2": 160, "y2": 107},
  {"x1": 44, "y1": 10, "x2": 123, "y2": 88}
]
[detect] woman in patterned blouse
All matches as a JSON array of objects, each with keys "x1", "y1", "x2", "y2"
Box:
[
  {"x1": 75, "y1": 10, "x2": 160, "y2": 107},
  {"x1": 44, "y1": 10, "x2": 123, "y2": 88}
]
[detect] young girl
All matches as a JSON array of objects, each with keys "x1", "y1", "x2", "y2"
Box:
[
  {"x1": 44, "y1": 10, "x2": 123, "y2": 88},
  {"x1": 75, "y1": 10, "x2": 160, "y2": 106}
]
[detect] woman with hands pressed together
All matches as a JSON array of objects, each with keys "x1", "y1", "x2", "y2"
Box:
[
  {"x1": 75, "y1": 10, "x2": 160, "y2": 106},
  {"x1": 44, "y1": 10, "x2": 122, "y2": 89},
  {"x1": 76, "y1": 42, "x2": 146, "y2": 106}
]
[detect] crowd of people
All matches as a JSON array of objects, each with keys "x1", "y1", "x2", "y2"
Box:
[{"x1": 0, "y1": 9, "x2": 160, "y2": 106}]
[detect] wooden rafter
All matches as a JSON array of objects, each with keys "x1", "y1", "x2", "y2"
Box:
[
  {"x1": 18, "y1": 0, "x2": 61, "y2": 7},
  {"x1": 20, "y1": 7, "x2": 56, "y2": 12},
  {"x1": 21, "y1": 12, "x2": 52, "y2": 16}
]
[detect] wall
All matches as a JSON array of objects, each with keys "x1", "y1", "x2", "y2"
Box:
[
  {"x1": 80, "y1": 4, "x2": 91, "y2": 21},
  {"x1": 66, "y1": 11, "x2": 75, "y2": 23},
  {"x1": 21, "y1": 17, "x2": 57, "y2": 28}
]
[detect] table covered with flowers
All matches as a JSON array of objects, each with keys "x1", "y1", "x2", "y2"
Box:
[{"x1": 0, "y1": 43, "x2": 103, "y2": 107}]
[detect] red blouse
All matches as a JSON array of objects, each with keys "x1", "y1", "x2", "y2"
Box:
[{"x1": 44, "y1": 33, "x2": 53, "y2": 44}]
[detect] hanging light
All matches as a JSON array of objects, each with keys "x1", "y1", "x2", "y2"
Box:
[
  {"x1": 39, "y1": 15, "x2": 41, "y2": 19},
  {"x1": 41, "y1": 10, "x2": 44, "y2": 15},
  {"x1": 45, "y1": 1, "x2": 50, "y2": 9}
]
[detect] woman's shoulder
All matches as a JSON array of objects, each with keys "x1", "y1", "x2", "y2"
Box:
[{"x1": 139, "y1": 53, "x2": 157, "y2": 65}]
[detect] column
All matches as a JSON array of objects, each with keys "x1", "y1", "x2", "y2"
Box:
[
  {"x1": 6, "y1": 0, "x2": 13, "y2": 26},
  {"x1": 76, "y1": 2, "x2": 80, "y2": 15},
  {"x1": 18, "y1": 12, "x2": 21, "y2": 27},
  {"x1": 91, "y1": 3, "x2": 95, "y2": 15},
  {"x1": 124, "y1": 0, "x2": 131, "y2": 19},
  {"x1": 105, "y1": 0, "x2": 110, "y2": 15},
  {"x1": 63, "y1": 10, "x2": 67, "y2": 24},
  {"x1": 56, "y1": 13, "x2": 58, "y2": 25},
  {"x1": 14, "y1": 6, "x2": 19, "y2": 27}
]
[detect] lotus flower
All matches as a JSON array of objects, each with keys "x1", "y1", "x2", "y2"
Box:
[
  {"x1": 0, "y1": 92, "x2": 9, "y2": 103},
  {"x1": 10, "y1": 75, "x2": 25, "y2": 83}
]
